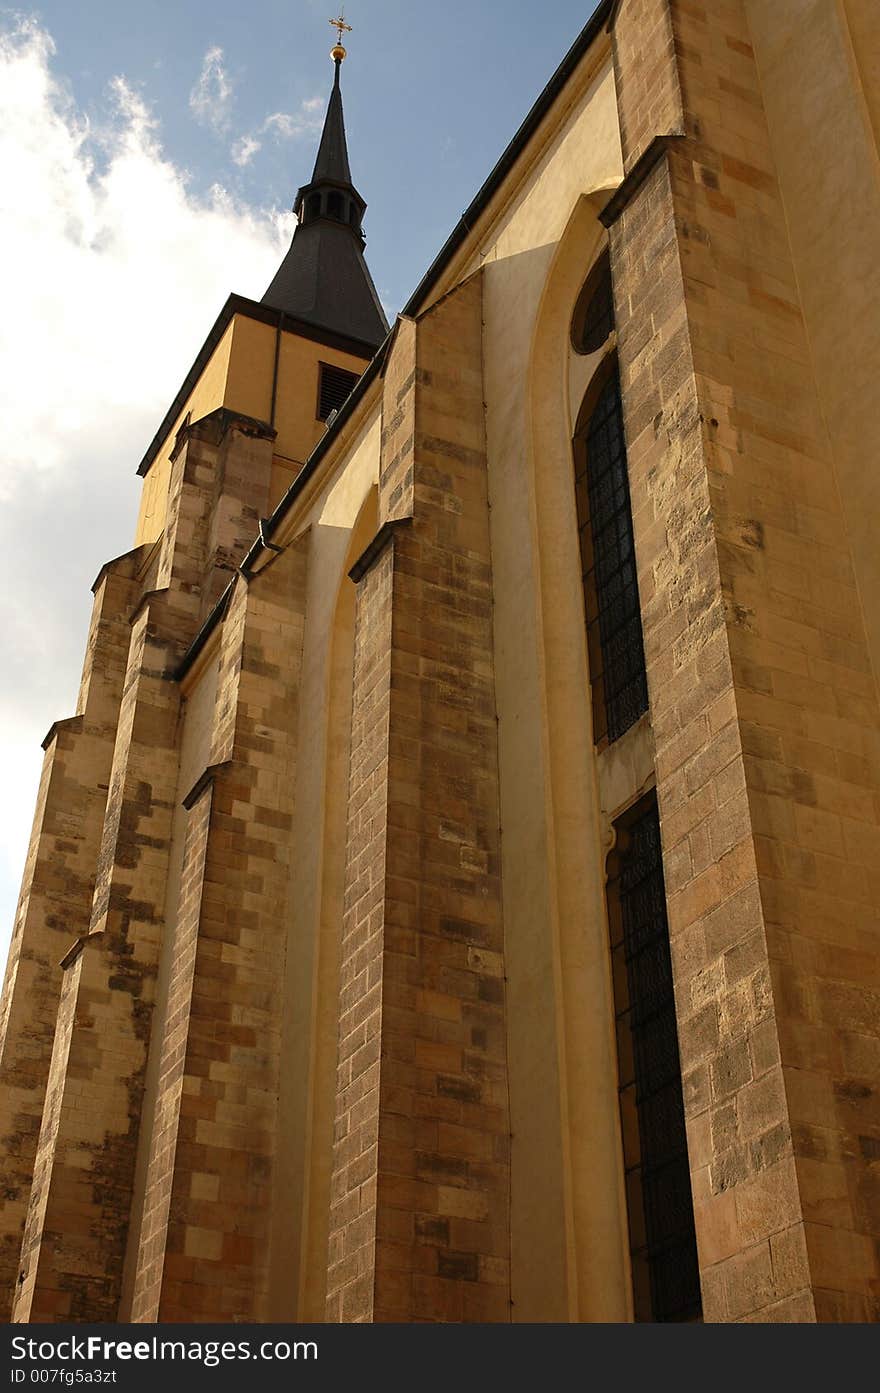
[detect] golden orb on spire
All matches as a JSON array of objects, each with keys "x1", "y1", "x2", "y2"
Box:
[{"x1": 329, "y1": 13, "x2": 352, "y2": 63}]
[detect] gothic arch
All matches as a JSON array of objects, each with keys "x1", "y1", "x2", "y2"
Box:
[
  {"x1": 267, "y1": 481, "x2": 379, "y2": 1320},
  {"x1": 522, "y1": 189, "x2": 633, "y2": 1321}
]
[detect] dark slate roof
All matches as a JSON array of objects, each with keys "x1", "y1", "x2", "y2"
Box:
[
  {"x1": 311, "y1": 61, "x2": 352, "y2": 186},
  {"x1": 261, "y1": 217, "x2": 389, "y2": 348}
]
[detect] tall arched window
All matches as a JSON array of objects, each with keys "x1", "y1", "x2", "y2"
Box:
[
  {"x1": 573, "y1": 360, "x2": 648, "y2": 745},
  {"x1": 569, "y1": 249, "x2": 698, "y2": 1325},
  {"x1": 607, "y1": 794, "x2": 702, "y2": 1322}
]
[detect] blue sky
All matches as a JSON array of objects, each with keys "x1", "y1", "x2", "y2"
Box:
[
  {"x1": 0, "y1": 0, "x2": 603, "y2": 955},
  {"x1": 32, "y1": 0, "x2": 604, "y2": 312}
]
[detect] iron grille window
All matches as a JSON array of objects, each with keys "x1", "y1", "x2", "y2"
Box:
[
  {"x1": 608, "y1": 796, "x2": 702, "y2": 1323},
  {"x1": 572, "y1": 251, "x2": 614, "y2": 354},
  {"x1": 575, "y1": 368, "x2": 648, "y2": 743},
  {"x1": 318, "y1": 363, "x2": 359, "y2": 421}
]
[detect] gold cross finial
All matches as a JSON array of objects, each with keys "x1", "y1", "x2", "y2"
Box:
[{"x1": 328, "y1": 13, "x2": 352, "y2": 46}]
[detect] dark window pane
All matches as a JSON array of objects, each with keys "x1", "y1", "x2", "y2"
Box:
[
  {"x1": 610, "y1": 797, "x2": 702, "y2": 1323},
  {"x1": 577, "y1": 370, "x2": 648, "y2": 743},
  {"x1": 572, "y1": 251, "x2": 614, "y2": 354}
]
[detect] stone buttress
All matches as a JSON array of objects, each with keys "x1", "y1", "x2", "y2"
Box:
[
  {"x1": 3, "y1": 408, "x2": 288, "y2": 1320},
  {"x1": 324, "y1": 273, "x2": 512, "y2": 1323},
  {"x1": 608, "y1": 0, "x2": 880, "y2": 1321},
  {"x1": 0, "y1": 549, "x2": 144, "y2": 1318}
]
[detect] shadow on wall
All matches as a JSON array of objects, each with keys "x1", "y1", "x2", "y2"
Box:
[{"x1": 268, "y1": 487, "x2": 379, "y2": 1321}]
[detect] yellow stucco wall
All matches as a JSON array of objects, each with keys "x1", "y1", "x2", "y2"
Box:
[
  {"x1": 455, "y1": 51, "x2": 631, "y2": 1321},
  {"x1": 276, "y1": 326, "x2": 371, "y2": 497},
  {"x1": 134, "y1": 323, "x2": 235, "y2": 545},
  {"x1": 224, "y1": 315, "x2": 371, "y2": 509},
  {"x1": 265, "y1": 418, "x2": 382, "y2": 1320},
  {"x1": 746, "y1": 0, "x2": 880, "y2": 690},
  {"x1": 134, "y1": 312, "x2": 372, "y2": 546}
]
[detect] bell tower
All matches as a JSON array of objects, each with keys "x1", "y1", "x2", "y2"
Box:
[
  {"x1": 262, "y1": 38, "x2": 387, "y2": 349},
  {"x1": 133, "y1": 33, "x2": 388, "y2": 547}
]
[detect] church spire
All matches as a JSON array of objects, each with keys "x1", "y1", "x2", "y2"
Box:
[
  {"x1": 260, "y1": 24, "x2": 388, "y2": 351},
  {"x1": 311, "y1": 55, "x2": 353, "y2": 187}
]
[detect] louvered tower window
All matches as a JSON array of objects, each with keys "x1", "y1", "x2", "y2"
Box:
[
  {"x1": 608, "y1": 795, "x2": 702, "y2": 1322},
  {"x1": 318, "y1": 363, "x2": 360, "y2": 421},
  {"x1": 574, "y1": 364, "x2": 649, "y2": 744}
]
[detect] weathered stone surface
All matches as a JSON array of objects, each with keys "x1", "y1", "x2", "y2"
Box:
[
  {"x1": 129, "y1": 539, "x2": 307, "y2": 1322},
  {"x1": 325, "y1": 275, "x2": 511, "y2": 1324},
  {"x1": 0, "y1": 550, "x2": 144, "y2": 1319}
]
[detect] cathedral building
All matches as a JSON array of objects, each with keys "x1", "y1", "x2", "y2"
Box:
[{"x1": 1, "y1": 0, "x2": 878, "y2": 1324}]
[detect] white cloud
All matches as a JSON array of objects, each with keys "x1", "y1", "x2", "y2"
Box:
[
  {"x1": 264, "y1": 98, "x2": 324, "y2": 139},
  {"x1": 189, "y1": 43, "x2": 233, "y2": 133},
  {"x1": 0, "y1": 17, "x2": 295, "y2": 957},
  {"x1": 262, "y1": 112, "x2": 297, "y2": 140},
  {"x1": 230, "y1": 96, "x2": 324, "y2": 167},
  {"x1": 231, "y1": 133, "x2": 262, "y2": 167}
]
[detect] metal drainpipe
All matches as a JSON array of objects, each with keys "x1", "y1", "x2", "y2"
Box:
[{"x1": 269, "y1": 309, "x2": 283, "y2": 427}]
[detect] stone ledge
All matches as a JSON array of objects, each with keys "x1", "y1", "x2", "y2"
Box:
[
  {"x1": 41, "y1": 714, "x2": 84, "y2": 751},
  {"x1": 348, "y1": 516, "x2": 413, "y2": 584},
  {"x1": 181, "y1": 759, "x2": 234, "y2": 811},
  {"x1": 170, "y1": 405, "x2": 277, "y2": 463},
  {"x1": 90, "y1": 543, "x2": 153, "y2": 596},
  {"x1": 599, "y1": 132, "x2": 685, "y2": 228},
  {"x1": 59, "y1": 929, "x2": 104, "y2": 971}
]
